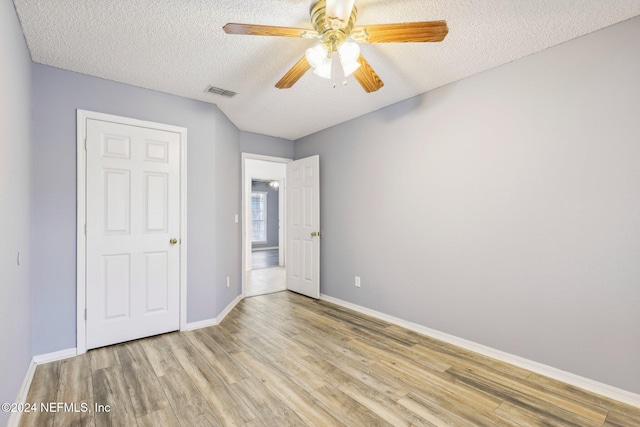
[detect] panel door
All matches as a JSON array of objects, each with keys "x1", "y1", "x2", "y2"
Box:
[
  {"x1": 86, "y1": 119, "x2": 181, "y2": 349},
  {"x1": 286, "y1": 155, "x2": 320, "y2": 298}
]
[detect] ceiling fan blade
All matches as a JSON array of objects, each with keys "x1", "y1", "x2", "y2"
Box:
[
  {"x1": 275, "y1": 56, "x2": 312, "y2": 89},
  {"x1": 223, "y1": 23, "x2": 317, "y2": 38},
  {"x1": 352, "y1": 54, "x2": 384, "y2": 93},
  {"x1": 354, "y1": 21, "x2": 448, "y2": 43}
]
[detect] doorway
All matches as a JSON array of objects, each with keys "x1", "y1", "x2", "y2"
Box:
[
  {"x1": 242, "y1": 154, "x2": 288, "y2": 297},
  {"x1": 242, "y1": 153, "x2": 321, "y2": 300}
]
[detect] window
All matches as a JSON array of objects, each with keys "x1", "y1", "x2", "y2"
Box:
[{"x1": 251, "y1": 192, "x2": 267, "y2": 242}]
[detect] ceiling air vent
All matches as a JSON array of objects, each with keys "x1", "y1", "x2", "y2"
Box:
[{"x1": 205, "y1": 85, "x2": 237, "y2": 97}]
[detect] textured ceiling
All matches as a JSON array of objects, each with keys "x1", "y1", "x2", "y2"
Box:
[{"x1": 14, "y1": 0, "x2": 640, "y2": 140}]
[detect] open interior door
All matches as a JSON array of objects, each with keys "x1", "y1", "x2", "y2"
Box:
[{"x1": 286, "y1": 155, "x2": 320, "y2": 298}]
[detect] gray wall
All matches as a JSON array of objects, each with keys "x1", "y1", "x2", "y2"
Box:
[
  {"x1": 240, "y1": 131, "x2": 293, "y2": 159},
  {"x1": 0, "y1": 1, "x2": 32, "y2": 424},
  {"x1": 251, "y1": 181, "x2": 280, "y2": 249},
  {"x1": 30, "y1": 64, "x2": 243, "y2": 354},
  {"x1": 295, "y1": 16, "x2": 640, "y2": 394}
]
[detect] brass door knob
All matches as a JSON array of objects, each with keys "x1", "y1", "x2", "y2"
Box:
[
  {"x1": 170, "y1": 238, "x2": 178, "y2": 245},
  {"x1": 311, "y1": 231, "x2": 321, "y2": 237}
]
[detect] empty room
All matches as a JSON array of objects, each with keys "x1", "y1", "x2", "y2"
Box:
[{"x1": 2, "y1": 0, "x2": 640, "y2": 426}]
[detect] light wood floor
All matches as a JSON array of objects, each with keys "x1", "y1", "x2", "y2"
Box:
[
  {"x1": 20, "y1": 291, "x2": 640, "y2": 427},
  {"x1": 244, "y1": 266, "x2": 286, "y2": 297},
  {"x1": 251, "y1": 249, "x2": 279, "y2": 270}
]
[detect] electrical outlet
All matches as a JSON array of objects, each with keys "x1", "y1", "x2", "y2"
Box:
[
  {"x1": 226, "y1": 276, "x2": 230, "y2": 288},
  {"x1": 355, "y1": 276, "x2": 361, "y2": 287}
]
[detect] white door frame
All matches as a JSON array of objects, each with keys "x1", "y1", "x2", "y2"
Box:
[
  {"x1": 241, "y1": 153, "x2": 290, "y2": 295},
  {"x1": 76, "y1": 110, "x2": 188, "y2": 354}
]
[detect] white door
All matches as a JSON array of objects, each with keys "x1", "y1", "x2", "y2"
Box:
[
  {"x1": 286, "y1": 155, "x2": 320, "y2": 298},
  {"x1": 86, "y1": 119, "x2": 181, "y2": 349}
]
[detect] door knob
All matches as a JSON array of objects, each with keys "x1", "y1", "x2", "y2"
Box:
[
  {"x1": 170, "y1": 238, "x2": 178, "y2": 245},
  {"x1": 311, "y1": 231, "x2": 321, "y2": 237}
]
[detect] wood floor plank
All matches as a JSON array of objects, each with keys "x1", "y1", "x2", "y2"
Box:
[
  {"x1": 246, "y1": 341, "x2": 325, "y2": 393},
  {"x1": 410, "y1": 340, "x2": 533, "y2": 381},
  {"x1": 446, "y1": 366, "x2": 601, "y2": 426},
  {"x1": 292, "y1": 346, "x2": 420, "y2": 425},
  {"x1": 337, "y1": 380, "x2": 436, "y2": 427},
  {"x1": 527, "y1": 372, "x2": 640, "y2": 416},
  {"x1": 117, "y1": 342, "x2": 170, "y2": 417},
  {"x1": 136, "y1": 407, "x2": 181, "y2": 427},
  {"x1": 204, "y1": 383, "x2": 259, "y2": 426},
  {"x1": 347, "y1": 334, "x2": 452, "y2": 373},
  {"x1": 170, "y1": 332, "x2": 258, "y2": 425},
  {"x1": 455, "y1": 363, "x2": 608, "y2": 424},
  {"x1": 186, "y1": 329, "x2": 251, "y2": 384},
  {"x1": 140, "y1": 334, "x2": 184, "y2": 377},
  {"x1": 312, "y1": 384, "x2": 394, "y2": 426},
  {"x1": 291, "y1": 327, "x2": 375, "y2": 368},
  {"x1": 159, "y1": 371, "x2": 224, "y2": 427},
  {"x1": 299, "y1": 351, "x2": 410, "y2": 401},
  {"x1": 199, "y1": 324, "x2": 247, "y2": 354},
  {"x1": 232, "y1": 377, "x2": 306, "y2": 427},
  {"x1": 493, "y1": 401, "x2": 575, "y2": 427},
  {"x1": 235, "y1": 299, "x2": 302, "y2": 338},
  {"x1": 242, "y1": 418, "x2": 267, "y2": 427},
  {"x1": 54, "y1": 354, "x2": 94, "y2": 427},
  {"x1": 19, "y1": 361, "x2": 60, "y2": 427},
  {"x1": 232, "y1": 350, "x2": 347, "y2": 427},
  {"x1": 397, "y1": 392, "x2": 480, "y2": 427},
  {"x1": 376, "y1": 356, "x2": 504, "y2": 413},
  {"x1": 603, "y1": 409, "x2": 640, "y2": 427},
  {"x1": 224, "y1": 313, "x2": 312, "y2": 360},
  {"x1": 92, "y1": 365, "x2": 137, "y2": 427},
  {"x1": 89, "y1": 346, "x2": 120, "y2": 371},
  {"x1": 165, "y1": 332, "x2": 227, "y2": 390}
]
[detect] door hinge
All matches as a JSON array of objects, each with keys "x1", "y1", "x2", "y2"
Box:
[{"x1": 84, "y1": 308, "x2": 87, "y2": 320}]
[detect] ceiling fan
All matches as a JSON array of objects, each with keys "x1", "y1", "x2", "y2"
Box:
[{"x1": 223, "y1": 0, "x2": 448, "y2": 92}]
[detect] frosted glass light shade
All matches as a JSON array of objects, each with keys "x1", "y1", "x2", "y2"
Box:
[
  {"x1": 338, "y1": 41, "x2": 361, "y2": 77},
  {"x1": 341, "y1": 59, "x2": 360, "y2": 77},
  {"x1": 306, "y1": 44, "x2": 332, "y2": 79},
  {"x1": 313, "y1": 59, "x2": 333, "y2": 79},
  {"x1": 306, "y1": 44, "x2": 328, "y2": 68}
]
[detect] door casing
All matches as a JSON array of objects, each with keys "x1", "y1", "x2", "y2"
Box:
[{"x1": 76, "y1": 109, "x2": 188, "y2": 354}]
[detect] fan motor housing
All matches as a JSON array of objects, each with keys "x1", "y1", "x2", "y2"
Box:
[{"x1": 310, "y1": 0, "x2": 358, "y2": 51}]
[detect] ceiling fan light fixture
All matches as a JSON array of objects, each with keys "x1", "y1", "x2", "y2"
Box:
[
  {"x1": 306, "y1": 44, "x2": 333, "y2": 79},
  {"x1": 305, "y1": 43, "x2": 328, "y2": 68},
  {"x1": 341, "y1": 58, "x2": 360, "y2": 77},
  {"x1": 313, "y1": 59, "x2": 333, "y2": 79},
  {"x1": 338, "y1": 41, "x2": 360, "y2": 76}
]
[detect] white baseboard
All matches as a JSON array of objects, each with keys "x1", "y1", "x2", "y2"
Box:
[
  {"x1": 319, "y1": 294, "x2": 640, "y2": 409},
  {"x1": 32, "y1": 347, "x2": 77, "y2": 364},
  {"x1": 215, "y1": 294, "x2": 243, "y2": 324},
  {"x1": 8, "y1": 348, "x2": 77, "y2": 427},
  {"x1": 183, "y1": 318, "x2": 218, "y2": 331},
  {"x1": 183, "y1": 294, "x2": 243, "y2": 331}
]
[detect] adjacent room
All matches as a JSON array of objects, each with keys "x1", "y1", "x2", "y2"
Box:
[{"x1": 2, "y1": 0, "x2": 640, "y2": 426}]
